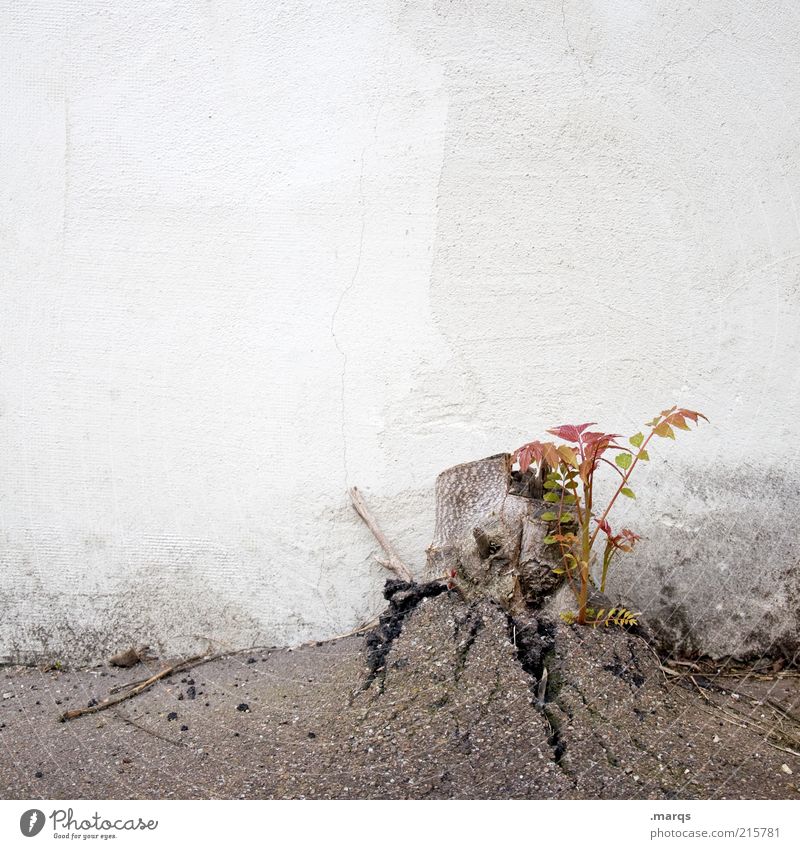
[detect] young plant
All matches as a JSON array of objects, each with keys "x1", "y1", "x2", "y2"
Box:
[{"x1": 512, "y1": 406, "x2": 707, "y2": 627}]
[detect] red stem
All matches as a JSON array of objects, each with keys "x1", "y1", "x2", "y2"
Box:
[{"x1": 588, "y1": 425, "x2": 659, "y2": 551}]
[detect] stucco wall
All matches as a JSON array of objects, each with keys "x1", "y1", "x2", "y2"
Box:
[{"x1": 2, "y1": 0, "x2": 798, "y2": 664}]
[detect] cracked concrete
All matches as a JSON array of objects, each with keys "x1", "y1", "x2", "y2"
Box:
[{"x1": 1, "y1": 589, "x2": 798, "y2": 799}]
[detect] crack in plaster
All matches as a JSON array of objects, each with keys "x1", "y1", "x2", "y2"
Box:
[
  {"x1": 329, "y1": 100, "x2": 385, "y2": 487},
  {"x1": 561, "y1": 0, "x2": 586, "y2": 85},
  {"x1": 651, "y1": 28, "x2": 723, "y2": 79},
  {"x1": 329, "y1": 144, "x2": 367, "y2": 487}
]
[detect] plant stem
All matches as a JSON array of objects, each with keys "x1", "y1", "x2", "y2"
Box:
[
  {"x1": 577, "y1": 461, "x2": 593, "y2": 623},
  {"x1": 587, "y1": 424, "x2": 658, "y2": 552}
]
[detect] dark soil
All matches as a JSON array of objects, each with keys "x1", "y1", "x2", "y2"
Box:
[
  {"x1": 363, "y1": 579, "x2": 449, "y2": 688},
  {"x1": 1, "y1": 586, "x2": 798, "y2": 800}
]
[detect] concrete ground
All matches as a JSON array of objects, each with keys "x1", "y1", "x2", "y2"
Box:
[{"x1": 1, "y1": 592, "x2": 799, "y2": 800}]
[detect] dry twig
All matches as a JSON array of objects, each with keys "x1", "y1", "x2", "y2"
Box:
[
  {"x1": 349, "y1": 486, "x2": 414, "y2": 582},
  {"x1": 59, "y1": 653, "x2": 214, "y2": 722}
]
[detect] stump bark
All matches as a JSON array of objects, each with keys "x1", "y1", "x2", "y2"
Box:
[{"x1": 426, "y1": 453, "x2": 566, "y2": 615}]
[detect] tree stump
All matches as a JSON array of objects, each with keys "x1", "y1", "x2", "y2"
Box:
[{"x1": 426, "y1": 453, "x2": 565, "y2": 615}]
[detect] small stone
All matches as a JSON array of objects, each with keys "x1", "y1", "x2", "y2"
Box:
[
  {"x1": 87, "y1": 698, "x2": 98, "y2": 707},
  {"x1": 167, "y1": 711, "x2": 178, "y2": 721},
  {"x1": 307, "y1": 731, "x2": 316, "y2": 739},
  {"x1": 781, "y1": 764, "x2": 793, "y2": 775},
  {"x1": 237, "y1": 703, "x2": 250, "y2": 712},
  {"x1": 246, "y1": 657, "x2": 257, "y2": 664},
  {"x1": 180, "y1": 725, "x2": 189, "y2": 732},
  {"x1": 713, "y1": 735, "x2": 720, "y2": 743},
  {"x1": 34, "y1": 771, "x2": 43, "y2": 778}
]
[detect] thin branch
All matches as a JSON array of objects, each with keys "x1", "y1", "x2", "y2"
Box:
[
  {"x1": 348, "y1": 486, "x2": 414, "y2": 582},
  {"x1": 60, "y1": 620, "x2": 385, "y2": 722},
  {"x1": 59, "y1": 653, "x2": 213, "y2": 722}
]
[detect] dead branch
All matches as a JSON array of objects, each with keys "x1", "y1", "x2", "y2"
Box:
[
  {"x1": 59, "y1": 653, "x2": 213, "y2": 722},
  {"x1": 349, "y1": 486, "x2": 414, "y2": 582},
  {"x1": 60, "y1": 621, "x2": 386, "y2": 722}
]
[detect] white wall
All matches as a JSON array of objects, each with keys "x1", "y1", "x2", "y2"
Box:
[{"x1": 2, "y1": 0, "x2": 799, "y2": 663}]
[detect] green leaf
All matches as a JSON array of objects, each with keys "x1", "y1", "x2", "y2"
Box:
[
  {"x1": 558, "y1": 513, "x2": 574, "y2": 523},
  {"x1": 629, "y1": 432, "x2": 644, "y2": 448},
  {"x1": 638, "y1": 448, "x2": 650, "y2": 461},
  {"x1": 563, "y1": 494, "x2": 577, "y2": 505},
  {"x1": 541, "y1": 511, "x2": 559, "y2": 521},
  {"x1": 543, "y1": 492, "x2": 559, "y2": 502},
  {"x1": 653, "y1": 422, "x2": 675, "y2": 439},
  {"x1": 564, "y1": 481, "x2": 579, "y2": 490},
  {"x1": 543, "y1": 480, "x2": 558, "y2": 489},
  {"x1": 615, "y1": 453, "x2": 633, "y2": 470},
  {"x1": 620, "y1": 487, "x2": 636, "y2": 499},
  {"x1": 543, "y1": 535, "x2": 558, "y2": 545}
]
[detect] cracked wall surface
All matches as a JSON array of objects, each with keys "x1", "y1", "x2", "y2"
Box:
[{"x1": 1, "y1": 1, "x2": 799, "y2": 663}]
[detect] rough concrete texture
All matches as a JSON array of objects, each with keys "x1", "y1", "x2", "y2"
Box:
[
  {"x1": 608, "y1": 470, "x2": 800, "y2": 661},
  {"x1": 2, "y1": 1, "x2": 800, "y2": 662},
  {"x1": 2, "y1": 590, "x2": 798, "y2": 800}
]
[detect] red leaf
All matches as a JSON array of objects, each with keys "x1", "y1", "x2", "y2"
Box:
[
  {"x1": 516, "y1": 446, "x2": 531, "y2": 470},
  {"x1": 583, "y1": 432, "x2": 623, "y2": 460},
  {"x1": 514, "y1": 440, "x2": 561, "y2": 470},
  {"x1": 546, "y1": 422, "x2": 596, "y2": 443},
  {"x1": 583, "y1": 431, "x2": 622, "y2": 443},
  {"x1": 583, "y1": 433, "x2": 621, "y2": 450},
  {"x1": 595, "y1": 517, "x2": 613, "y2": 537},
  {"x1": 676, "y1": 408, "x2": 708, "y2": 424}
]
